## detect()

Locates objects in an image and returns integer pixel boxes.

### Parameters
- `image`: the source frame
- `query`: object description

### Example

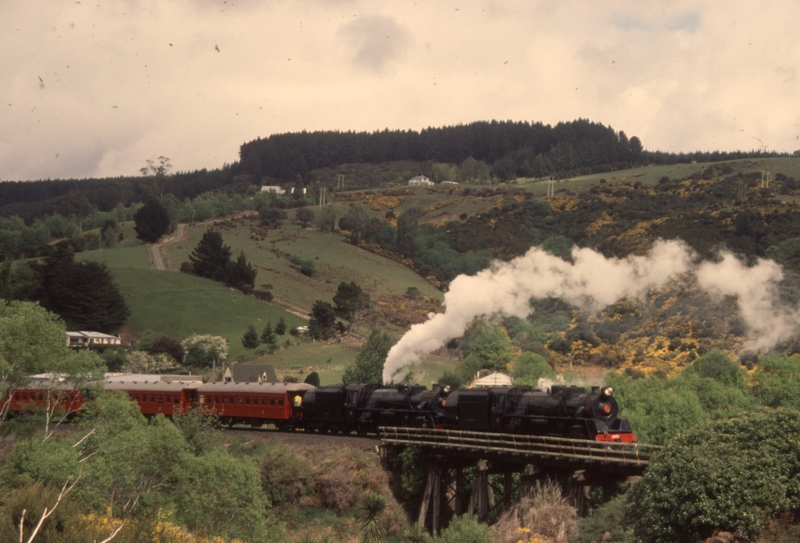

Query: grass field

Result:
[515,156,800,196]
[77,218,447,381]
[163,220,442,311]
[109,267,306,360]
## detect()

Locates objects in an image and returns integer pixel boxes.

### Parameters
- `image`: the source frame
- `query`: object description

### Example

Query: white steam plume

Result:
[696,252,800,352]
[383,239,695,383]
[383,239,800,383]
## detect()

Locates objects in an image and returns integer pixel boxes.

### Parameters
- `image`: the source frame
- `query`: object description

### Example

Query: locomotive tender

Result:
[4,377,635,442]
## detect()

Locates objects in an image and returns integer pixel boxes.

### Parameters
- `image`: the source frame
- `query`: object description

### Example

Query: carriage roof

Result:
[197,382,314,394]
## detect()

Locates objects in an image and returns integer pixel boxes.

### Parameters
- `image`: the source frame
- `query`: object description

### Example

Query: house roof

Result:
[471,372,513,388]
[228,364,278,383]
[66,331,120,340]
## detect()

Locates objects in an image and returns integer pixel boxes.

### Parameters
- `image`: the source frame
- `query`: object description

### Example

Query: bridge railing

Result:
[380,427,661,468]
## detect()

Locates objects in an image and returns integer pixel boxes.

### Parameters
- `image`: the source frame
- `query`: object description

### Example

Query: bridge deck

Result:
[380,427,660,474]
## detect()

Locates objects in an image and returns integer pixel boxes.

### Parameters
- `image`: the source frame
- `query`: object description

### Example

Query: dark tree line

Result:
[0,166,240,225]
[238,119,648,182]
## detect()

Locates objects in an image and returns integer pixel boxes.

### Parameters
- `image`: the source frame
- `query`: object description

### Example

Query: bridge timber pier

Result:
[379,427,660,533]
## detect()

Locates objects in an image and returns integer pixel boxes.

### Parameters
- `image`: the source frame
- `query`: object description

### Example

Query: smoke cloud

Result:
[382,239,800,383]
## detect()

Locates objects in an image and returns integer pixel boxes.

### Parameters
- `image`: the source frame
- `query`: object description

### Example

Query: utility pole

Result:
[336,174,344,190]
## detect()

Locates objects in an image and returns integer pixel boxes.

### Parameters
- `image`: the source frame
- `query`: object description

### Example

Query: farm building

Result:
[66,331,122,349]
[408,175,433,186]
[260,185,285,194]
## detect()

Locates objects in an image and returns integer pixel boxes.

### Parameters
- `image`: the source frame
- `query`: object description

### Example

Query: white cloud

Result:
[1,0,799,181]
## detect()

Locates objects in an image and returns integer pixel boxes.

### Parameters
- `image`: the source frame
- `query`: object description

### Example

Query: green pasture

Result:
[243,340,364,386]
[110,267,306,360]
[163,221,442,311]
[79,245,151,269]
[515,156,800,195]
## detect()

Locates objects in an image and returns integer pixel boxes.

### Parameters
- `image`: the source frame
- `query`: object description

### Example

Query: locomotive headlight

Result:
[602,387,614,397]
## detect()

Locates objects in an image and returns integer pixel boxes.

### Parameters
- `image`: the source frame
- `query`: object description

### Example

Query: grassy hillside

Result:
[71,155,800,384]
[163,219,442,310]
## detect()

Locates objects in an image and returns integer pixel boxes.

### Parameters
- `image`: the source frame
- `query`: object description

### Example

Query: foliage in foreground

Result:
[0,393,281,543]
[626,408,800,543]
[491,480,577,543]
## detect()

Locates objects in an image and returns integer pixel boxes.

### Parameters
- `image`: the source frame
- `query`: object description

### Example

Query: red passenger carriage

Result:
[196,381,314,429]
[105,378,202,417]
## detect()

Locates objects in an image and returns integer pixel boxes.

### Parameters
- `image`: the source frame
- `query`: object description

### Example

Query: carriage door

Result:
[490,393,506,432]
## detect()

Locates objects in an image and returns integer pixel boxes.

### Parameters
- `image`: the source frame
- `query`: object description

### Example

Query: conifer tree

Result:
[133,198,171,243]
[189,229,232,282]
[275,317,287,336]
[260,322,277,352]
[333,281,370,329]
[225,251,257,290]
[242,324,260,350]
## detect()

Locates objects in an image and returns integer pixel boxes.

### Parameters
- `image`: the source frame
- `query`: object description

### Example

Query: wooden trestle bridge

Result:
[379,427,661,532]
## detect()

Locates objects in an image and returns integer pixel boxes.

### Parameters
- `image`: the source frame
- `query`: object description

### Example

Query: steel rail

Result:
[380,427,660,467]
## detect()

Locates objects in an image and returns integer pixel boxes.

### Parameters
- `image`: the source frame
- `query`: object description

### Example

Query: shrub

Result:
[573,493,633,543]
[0,482,88,543]
[491,480,577,543]
[257,441,314,506]
[304,371,320,386]
[436,515,492,543]
[626,409,800,543]
[290,255,316,277]
[513,352,555,386]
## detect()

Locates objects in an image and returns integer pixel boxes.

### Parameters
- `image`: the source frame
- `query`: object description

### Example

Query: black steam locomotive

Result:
[302,383,636,442]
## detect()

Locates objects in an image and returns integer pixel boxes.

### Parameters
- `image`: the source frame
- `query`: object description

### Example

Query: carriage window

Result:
[23,393,28,401]
[245,397,250,405]
[158,396,163,403]
[134,395,139,402]
[261,396,267,405]
[238,396,243,404]
[222,396,227,404]
[38,393,43,401]
[150,395,155,403]
[270,396,276,406]
[230,396,235,404]
[278,397,284,406]
[199,395,205,404]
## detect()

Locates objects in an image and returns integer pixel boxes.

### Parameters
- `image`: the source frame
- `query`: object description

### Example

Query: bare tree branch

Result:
[23,475,81,543]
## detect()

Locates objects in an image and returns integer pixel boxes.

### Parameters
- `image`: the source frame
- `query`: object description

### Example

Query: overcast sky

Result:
[2,0,798,182]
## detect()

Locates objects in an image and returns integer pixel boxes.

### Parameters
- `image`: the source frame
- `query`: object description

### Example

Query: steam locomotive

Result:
[4,376,635,442]
[301,382,635,442]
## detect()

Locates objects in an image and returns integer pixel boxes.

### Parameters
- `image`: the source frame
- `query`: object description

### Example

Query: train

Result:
[2,376,636,442]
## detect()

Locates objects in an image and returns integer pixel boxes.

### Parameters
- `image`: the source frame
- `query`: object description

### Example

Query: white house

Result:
[470,372,513,388]
[408,175,434,186]
[66,331,122,349]
[260,185,285,195]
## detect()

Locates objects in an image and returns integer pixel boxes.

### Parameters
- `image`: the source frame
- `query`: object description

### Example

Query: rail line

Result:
[380,427,660,474]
